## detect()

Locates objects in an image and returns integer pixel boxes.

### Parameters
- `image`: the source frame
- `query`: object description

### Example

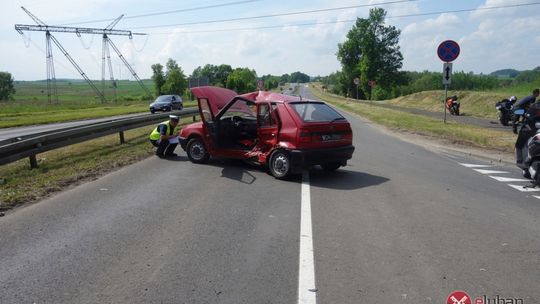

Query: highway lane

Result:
[0,86,539,303]
[0,112,149,141]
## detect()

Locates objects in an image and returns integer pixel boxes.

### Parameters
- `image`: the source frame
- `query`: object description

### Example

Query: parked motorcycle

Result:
[514,106,540,185]
[446,95,460,116]
[496,99,514,126]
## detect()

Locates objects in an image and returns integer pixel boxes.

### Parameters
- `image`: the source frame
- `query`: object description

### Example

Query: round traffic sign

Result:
[437,40,460,62]
[353,78,360,85]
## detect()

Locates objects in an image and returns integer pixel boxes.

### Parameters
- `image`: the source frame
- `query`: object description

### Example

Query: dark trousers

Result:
[151,139,177,156]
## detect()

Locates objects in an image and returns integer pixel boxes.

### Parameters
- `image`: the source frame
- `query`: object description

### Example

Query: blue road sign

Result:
[437,40,460,62]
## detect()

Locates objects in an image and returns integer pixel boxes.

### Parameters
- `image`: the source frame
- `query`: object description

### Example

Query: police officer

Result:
[149,115,180,158]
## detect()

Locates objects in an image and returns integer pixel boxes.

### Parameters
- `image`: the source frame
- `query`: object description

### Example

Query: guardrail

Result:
[0,108,199,168]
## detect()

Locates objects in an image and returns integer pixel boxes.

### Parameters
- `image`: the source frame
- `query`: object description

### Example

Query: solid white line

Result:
[533,196,540,200]
[298,171,317,304]
[508,184,540,192]
[473,169,510,175]
[459,163,493,168]
[489,176,530,182]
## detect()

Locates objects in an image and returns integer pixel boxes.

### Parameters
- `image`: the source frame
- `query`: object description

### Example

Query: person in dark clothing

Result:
[513,89,540,133]
[149,115,180,158]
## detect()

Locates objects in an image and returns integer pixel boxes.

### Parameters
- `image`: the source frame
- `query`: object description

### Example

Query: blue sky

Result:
[1,0,539,80]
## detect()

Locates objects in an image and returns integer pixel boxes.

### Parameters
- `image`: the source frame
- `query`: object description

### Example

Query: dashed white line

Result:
[473,169,511,175]
[298,171,317,304]
[489,176,530,182]
[508,184,540,192]
[459,163,493,168]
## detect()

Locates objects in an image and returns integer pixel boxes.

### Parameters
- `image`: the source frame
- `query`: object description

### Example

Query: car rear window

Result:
[290,102,345,122]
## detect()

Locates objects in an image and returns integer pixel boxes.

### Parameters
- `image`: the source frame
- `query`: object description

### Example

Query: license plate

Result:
[321,134,341,141]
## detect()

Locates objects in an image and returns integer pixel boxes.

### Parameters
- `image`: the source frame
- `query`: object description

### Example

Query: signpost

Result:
[437,40,460,123]
[368,80,376,101]
[353,78,360,100]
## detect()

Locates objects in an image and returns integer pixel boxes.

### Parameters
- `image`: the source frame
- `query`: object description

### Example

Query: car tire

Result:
[150,108,155,114]
[269,150,291,179]
[165,106,172,112]
[186,138,209,164]
[321,162,341,171]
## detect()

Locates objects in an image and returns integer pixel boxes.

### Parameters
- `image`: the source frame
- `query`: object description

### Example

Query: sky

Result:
[0,0,539,80]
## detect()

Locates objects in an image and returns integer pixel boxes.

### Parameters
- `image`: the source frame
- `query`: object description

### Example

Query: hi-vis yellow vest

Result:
[149,121,179,141]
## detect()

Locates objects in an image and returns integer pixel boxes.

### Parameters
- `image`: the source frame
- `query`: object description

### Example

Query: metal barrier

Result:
[0,108,199,168]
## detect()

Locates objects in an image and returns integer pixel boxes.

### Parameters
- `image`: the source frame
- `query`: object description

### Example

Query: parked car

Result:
[149,95,183,113]
[179,86,355,179]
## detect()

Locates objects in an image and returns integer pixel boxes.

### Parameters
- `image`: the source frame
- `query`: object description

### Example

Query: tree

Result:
[151,64,165,96]
[226,68,257,93]
[0,72,15,101]
[161,59,187,95]
[290,71,310,83]
[337,8,403,99]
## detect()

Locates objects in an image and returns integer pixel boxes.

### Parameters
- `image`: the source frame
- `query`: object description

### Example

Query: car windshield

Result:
[290,102,345,122]
[155,96,172,103]
[220,99,256,119]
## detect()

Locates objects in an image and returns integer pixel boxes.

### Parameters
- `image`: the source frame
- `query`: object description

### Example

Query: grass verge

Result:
[0,118,192,212]
[0,101,197,128]
[310,85,515,152]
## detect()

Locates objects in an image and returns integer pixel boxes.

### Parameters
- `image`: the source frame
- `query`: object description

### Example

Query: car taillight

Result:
[299,129,311,143]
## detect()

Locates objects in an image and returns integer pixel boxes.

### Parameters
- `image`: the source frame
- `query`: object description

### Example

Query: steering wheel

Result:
[232,115,243,127]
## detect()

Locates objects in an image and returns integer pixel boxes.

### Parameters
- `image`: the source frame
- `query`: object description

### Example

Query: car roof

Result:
[240,91,317,104]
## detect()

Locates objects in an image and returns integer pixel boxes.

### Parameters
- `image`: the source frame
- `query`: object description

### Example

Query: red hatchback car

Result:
[179,86,354,179]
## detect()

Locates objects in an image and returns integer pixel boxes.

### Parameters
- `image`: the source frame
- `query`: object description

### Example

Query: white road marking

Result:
[533,196,540,200]
[473,169,511,174]
[298,171,317,304]
[508,184,540,192]
[459,163,493,168]
[489,176,530,182]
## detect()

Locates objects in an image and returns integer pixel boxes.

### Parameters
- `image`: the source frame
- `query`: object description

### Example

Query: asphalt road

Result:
[0,86,539,303]
[0,112,149,141]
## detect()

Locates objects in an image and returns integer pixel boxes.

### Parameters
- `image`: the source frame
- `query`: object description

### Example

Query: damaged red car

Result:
[179,86,355,179]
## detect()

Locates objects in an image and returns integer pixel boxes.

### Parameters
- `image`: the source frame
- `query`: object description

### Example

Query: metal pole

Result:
[444,84,448,124]
[119,131,125,144]
[29,155,38,169]
[356,84,359,100]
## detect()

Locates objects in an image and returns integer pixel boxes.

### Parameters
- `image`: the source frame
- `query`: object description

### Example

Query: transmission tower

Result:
[15,7,152,103]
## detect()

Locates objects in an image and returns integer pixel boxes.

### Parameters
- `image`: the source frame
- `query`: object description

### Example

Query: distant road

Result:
[0,109,198,142]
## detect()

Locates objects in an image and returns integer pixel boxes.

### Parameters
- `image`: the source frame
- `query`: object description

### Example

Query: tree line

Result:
[151,59,311,97]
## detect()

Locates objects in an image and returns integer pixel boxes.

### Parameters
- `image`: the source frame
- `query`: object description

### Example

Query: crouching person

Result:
[149,115,180,158]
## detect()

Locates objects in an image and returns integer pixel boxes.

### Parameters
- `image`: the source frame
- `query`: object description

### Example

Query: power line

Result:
[144,1,540,35]
[129,0,418,30]
[60,0,263,26]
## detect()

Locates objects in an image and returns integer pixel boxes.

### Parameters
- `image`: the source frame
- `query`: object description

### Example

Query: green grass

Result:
[310,85,515,152]
[1,80,196,128]
[387,90,507,119]
[0,117,192,211]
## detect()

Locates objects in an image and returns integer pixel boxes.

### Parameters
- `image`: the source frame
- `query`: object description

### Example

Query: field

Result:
[0,80,194,128]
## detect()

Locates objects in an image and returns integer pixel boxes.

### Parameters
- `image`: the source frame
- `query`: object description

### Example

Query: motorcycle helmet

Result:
[510,96,517,103]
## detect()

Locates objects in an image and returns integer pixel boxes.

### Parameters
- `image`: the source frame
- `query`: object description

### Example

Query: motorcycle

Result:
[446,95,460,116]
[514,106,540,185]
[495,99,514,126]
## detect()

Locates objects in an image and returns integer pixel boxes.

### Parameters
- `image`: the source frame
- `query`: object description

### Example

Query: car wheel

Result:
[186,138,209,164]
[165,106,172,112]
[269,150,291,179]
[150,108,155,114]
[321,162,341,171]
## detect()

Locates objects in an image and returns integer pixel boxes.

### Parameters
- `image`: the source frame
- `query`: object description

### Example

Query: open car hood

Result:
[191,86,239,116]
